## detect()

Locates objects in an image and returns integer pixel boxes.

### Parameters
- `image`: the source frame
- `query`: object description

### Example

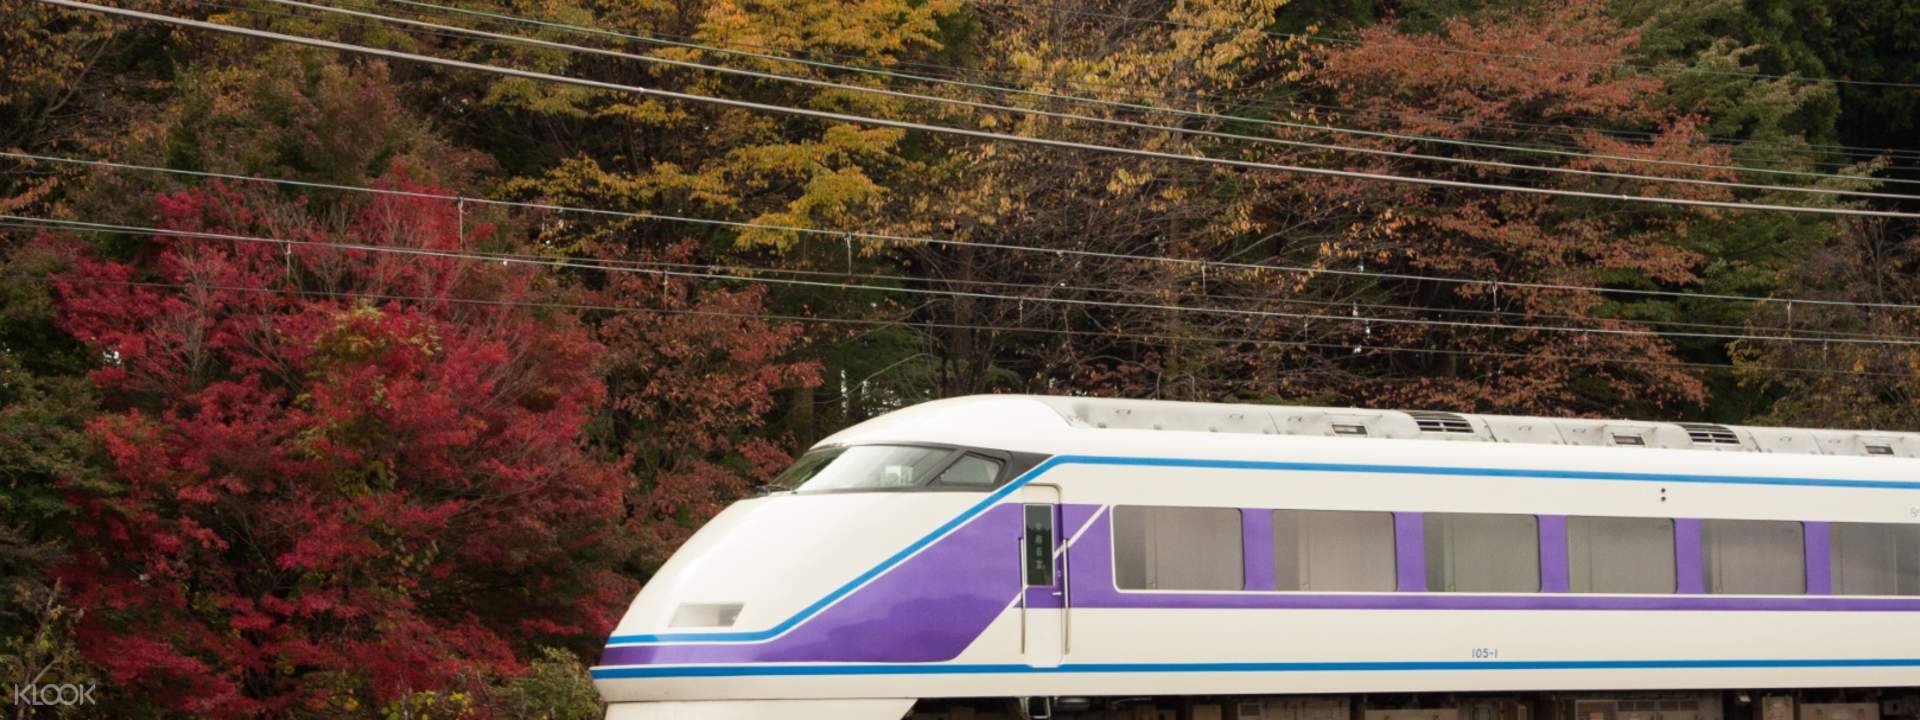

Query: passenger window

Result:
[1568,516,1676,594]
[934,454,1002,487]
[1425,513,1539,593]
[1701,519,1804,594]
[1113,506,1243,591]
[1830,522,1920,596]
[1273,510,1395,591]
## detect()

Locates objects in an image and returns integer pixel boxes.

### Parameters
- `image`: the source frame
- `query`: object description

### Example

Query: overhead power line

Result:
[372,0,1897,169]
[11,155,1905,342]
[42,274,1912,381]
[9,213,1920,349]
[379,0,1920,186]
[254,0,1920,204]
[14,220,1914,381]
[381,0,1920,164]
[12,149,1920,315]
[374,0,1920,169]
[44,0,1920,225]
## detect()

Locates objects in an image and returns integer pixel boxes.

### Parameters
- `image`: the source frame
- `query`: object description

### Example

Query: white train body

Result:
[593,396,1920,720]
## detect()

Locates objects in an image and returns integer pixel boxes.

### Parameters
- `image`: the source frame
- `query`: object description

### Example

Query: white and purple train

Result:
[593,395,1920,720]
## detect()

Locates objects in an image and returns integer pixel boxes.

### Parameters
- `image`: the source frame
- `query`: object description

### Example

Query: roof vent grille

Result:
[1409,411,1475,434]
[1680,423,1741,446]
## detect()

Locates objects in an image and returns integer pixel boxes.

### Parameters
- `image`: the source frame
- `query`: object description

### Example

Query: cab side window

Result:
[933,454,1003,487]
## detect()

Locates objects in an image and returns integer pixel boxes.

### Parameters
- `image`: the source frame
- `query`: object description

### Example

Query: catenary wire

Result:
[8,150,1911,342]
[12,154,1881,341]
[11,149,1920,315]
[37,273,1912,381]
[247,0,1920,204]
[386,0,1920,163]
[385,0,1920,166]
[45,0,1920,230]
[364,0,1920,168]
[379,0,1920,185]
[8,213,1920,348]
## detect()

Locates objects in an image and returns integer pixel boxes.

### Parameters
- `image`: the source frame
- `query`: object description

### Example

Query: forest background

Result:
[3,0,1919,716]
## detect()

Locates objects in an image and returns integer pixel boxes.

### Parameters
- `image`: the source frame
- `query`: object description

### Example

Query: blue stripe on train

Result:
[591,657,1920,679]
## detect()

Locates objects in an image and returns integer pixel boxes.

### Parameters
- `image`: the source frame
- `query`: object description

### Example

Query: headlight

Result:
[668,602,743,628]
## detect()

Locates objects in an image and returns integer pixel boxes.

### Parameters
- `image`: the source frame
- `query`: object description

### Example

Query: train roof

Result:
[826,394,1920,459]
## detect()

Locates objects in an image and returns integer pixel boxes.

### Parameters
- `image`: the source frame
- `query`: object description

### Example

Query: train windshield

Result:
[772,445,955,493]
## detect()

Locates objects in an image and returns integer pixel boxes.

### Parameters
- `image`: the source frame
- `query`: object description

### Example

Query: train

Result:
[591,395,1920,720]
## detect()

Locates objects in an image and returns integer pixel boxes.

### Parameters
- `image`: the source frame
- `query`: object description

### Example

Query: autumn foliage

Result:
[1274,1,1733,414]
[4,0,1920,715]
[48,179,630,715]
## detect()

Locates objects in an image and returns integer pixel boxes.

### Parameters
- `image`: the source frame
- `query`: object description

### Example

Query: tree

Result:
[421,0,952,438]
[880,0,1299,402]
[1736,218,1920,432]
[0,240,105,719]
[1256,0,1743,416]
[49,177,629,716]
[589,240,820,566]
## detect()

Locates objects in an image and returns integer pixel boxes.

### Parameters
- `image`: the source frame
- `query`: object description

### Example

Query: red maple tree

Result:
[48,176,630,716]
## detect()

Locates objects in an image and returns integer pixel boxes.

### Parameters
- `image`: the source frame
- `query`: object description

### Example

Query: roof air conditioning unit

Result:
[1678,423,1741,447]
[1408,411,1475,434]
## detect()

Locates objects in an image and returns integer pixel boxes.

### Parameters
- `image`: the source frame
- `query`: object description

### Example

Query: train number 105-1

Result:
[1471,647,1500,659]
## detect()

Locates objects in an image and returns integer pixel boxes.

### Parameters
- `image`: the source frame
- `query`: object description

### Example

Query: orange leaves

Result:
[1267,0,1725,414]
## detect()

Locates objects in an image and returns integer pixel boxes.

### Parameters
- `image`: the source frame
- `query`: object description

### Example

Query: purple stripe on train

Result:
[603,502,1920,668]
[1242,509,1278,592]
[1393,513,1427,592]
[1071,510,1920,611]
[1805,522,1833,595]
[1675,519,1705,594]
[601,503,1024,667]
[602,503,1105,667]
[1537,516,1570,593]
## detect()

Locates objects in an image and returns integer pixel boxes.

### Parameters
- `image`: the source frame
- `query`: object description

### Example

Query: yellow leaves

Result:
[478,76,595,119]
[737,166,886,251]
[695,0,959,67]
[1215,203,1258,236]
[1106,168,1152,195]
[380,689,474,720]
[313,304,390,364]
[995,194,1023,217]
[819,124,907,158]
[802,166,887,208]
[594,98,691,127]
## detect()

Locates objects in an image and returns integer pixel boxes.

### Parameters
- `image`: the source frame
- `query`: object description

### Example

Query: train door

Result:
[1019,484,1065,667]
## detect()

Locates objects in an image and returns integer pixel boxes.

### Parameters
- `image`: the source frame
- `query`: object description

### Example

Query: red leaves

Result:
[47,173,629,716]
[586,240,821,565]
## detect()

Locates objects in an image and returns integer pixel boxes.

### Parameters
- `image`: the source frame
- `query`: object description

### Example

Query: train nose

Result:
[597,490,999,650]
